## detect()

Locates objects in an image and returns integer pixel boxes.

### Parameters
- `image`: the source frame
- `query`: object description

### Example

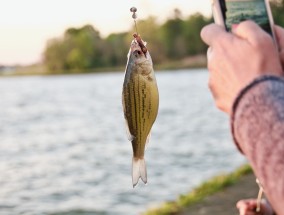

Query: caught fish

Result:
[122,33,159,187]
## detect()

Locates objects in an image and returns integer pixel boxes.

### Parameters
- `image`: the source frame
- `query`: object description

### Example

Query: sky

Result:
[0,0,212,66]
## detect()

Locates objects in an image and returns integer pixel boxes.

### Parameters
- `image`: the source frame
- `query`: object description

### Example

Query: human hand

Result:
[236,199,274,215]
[201,21,283,114]
[275,25,284,69]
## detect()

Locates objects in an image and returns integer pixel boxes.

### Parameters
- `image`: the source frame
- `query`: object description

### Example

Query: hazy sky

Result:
[0,0,212,65]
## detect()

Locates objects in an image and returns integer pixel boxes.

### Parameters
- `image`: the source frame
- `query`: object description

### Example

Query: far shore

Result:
[0,55,207,76]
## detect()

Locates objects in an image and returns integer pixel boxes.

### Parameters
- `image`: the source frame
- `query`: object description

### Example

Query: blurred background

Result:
[0,0,283,215]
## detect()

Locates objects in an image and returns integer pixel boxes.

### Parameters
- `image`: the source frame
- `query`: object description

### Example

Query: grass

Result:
[142,164,252,215]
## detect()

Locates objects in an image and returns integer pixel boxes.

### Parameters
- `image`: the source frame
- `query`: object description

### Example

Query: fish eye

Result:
[133,50,142,57]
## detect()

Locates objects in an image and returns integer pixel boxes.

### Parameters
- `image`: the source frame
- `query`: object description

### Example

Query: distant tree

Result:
[105,32,129,66]
[43,10,214,73]
[160,8,187,59]
[44,38,67,72]
[132,16,167,63]
[184,13,212,55]
[44,24,106,72]
[64,24,105,70]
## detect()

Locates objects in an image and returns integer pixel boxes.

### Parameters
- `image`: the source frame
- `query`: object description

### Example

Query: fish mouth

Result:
[131,33,148,57]
[130,42,148,62]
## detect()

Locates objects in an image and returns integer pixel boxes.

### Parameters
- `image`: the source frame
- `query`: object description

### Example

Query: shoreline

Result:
[0,55,207,76]
[142,164,258,215]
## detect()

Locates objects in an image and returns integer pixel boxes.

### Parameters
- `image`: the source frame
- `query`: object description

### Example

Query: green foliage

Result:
[105,32,129,66]
[72,25,99,68]
[43,2,284,73]
[142,164,252,215]
[134,16,167,63]
[44,25,109,73]
[43,10,212,73]
[183,13,212,55]
[160,9,186,59]
[44,38,67,72]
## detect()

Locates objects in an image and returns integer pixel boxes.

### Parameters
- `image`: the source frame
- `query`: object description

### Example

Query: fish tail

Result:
[132,157,147,188]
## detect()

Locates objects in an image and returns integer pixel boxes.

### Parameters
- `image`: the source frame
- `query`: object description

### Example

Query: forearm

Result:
[231,75,284,215]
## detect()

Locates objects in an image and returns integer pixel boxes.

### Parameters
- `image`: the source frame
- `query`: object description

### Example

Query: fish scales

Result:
[122,35,159,187]
[125,74,156,157]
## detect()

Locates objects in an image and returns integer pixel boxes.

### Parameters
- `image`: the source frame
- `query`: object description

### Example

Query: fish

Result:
[122,34,159,187]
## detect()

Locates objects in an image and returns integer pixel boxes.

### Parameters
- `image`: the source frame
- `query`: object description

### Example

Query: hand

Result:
[201,21,283,114]
[236,199,274,215]
[275,25,284,69]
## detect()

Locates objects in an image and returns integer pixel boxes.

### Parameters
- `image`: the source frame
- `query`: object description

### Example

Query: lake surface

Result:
[0,69,246,215]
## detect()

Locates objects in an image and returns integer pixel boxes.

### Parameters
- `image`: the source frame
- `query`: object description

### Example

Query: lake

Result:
[0,69,246,215]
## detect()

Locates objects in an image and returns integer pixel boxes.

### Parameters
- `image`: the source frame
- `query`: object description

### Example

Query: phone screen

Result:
[220,0,273,36]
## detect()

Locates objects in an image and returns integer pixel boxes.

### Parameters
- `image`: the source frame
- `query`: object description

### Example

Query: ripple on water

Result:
[0,71,246,215]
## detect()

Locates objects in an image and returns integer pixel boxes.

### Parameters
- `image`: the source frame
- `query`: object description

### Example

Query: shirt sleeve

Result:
[231,75,284,215]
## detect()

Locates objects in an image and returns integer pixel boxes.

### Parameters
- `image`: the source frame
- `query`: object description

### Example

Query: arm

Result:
[200,22,284,215]
[232,76,284,214]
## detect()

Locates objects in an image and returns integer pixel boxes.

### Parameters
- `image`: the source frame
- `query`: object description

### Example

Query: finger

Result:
[238,206,258,215]
[237,199,259,208]
[232,20,271,45]
[274,25,284,51]
[274,26,284,70]
[237,200,247,209]
[246,212,258,215]
[201,23,232,46]
[208,74,228,113]
[239,207,246,215]
[207,47,213,62]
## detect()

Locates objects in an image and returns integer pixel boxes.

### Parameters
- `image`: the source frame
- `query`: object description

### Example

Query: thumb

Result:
[232,20,271,46]
[201,23,231,46]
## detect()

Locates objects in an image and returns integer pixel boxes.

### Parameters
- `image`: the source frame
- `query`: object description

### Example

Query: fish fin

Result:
[145,132,151,150]
[124,120,135,141]
[132,157,147,188]
[122,95,134,141]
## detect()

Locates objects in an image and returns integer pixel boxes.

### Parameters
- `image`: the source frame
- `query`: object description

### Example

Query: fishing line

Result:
[130,7,138,34]
[134,20,138,35]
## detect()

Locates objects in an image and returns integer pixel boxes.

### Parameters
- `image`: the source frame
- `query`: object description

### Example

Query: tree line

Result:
[43,1,284,73]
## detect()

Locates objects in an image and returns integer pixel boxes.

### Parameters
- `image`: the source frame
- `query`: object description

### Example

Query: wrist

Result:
[231,75,284,153]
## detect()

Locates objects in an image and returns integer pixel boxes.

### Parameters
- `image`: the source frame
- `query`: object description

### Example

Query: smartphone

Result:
[212,0,277,42]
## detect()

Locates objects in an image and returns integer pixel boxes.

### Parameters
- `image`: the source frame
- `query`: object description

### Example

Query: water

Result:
[0,69,246,215]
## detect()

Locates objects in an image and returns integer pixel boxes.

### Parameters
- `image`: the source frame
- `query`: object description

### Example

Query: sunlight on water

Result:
[0,70,246,215]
